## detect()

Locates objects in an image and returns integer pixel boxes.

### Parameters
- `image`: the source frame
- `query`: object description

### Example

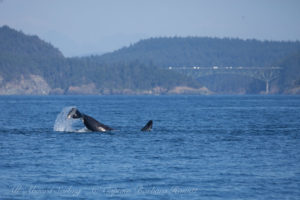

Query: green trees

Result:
[96,37,300,68]
[276,52,300,93]
[1,25,300,94]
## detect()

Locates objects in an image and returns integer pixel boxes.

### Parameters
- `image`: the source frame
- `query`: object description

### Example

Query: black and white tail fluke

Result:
[141,120,153,132]
[67,108,82,119]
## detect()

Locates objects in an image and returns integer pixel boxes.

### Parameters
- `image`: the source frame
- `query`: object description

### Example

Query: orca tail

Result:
[67,107,83,119]
[141,120,153,131]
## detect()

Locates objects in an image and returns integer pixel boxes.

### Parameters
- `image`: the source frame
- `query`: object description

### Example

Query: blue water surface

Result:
[0,95,299,199]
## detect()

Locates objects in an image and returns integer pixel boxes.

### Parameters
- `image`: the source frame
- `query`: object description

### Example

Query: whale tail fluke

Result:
[67,108,82,119]
[141,120,153,131]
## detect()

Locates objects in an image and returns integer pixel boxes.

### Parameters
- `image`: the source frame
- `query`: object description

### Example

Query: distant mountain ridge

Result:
[95,37,300,68]
[0,26,203,95]
[0,25,63,58]
[0,25,300,95]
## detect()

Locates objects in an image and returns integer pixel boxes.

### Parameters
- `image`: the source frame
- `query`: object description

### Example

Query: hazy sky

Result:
[1,0,300,57]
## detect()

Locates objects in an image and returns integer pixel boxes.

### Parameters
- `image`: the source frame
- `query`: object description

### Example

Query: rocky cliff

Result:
[0,75,51,95]
[0,74,212,95]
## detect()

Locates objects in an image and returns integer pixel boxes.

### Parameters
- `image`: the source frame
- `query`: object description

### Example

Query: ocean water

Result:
[0,95,299,199]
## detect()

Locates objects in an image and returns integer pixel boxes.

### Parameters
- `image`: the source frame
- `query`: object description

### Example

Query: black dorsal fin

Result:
[141,120,153,131]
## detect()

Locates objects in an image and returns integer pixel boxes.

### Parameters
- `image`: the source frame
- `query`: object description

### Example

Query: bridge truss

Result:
[168,66,282,94]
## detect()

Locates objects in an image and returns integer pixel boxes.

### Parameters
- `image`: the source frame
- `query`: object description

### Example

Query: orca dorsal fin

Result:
[141,120,153,131]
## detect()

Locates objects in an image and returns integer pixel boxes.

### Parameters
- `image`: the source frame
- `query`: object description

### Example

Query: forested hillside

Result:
[0,25,64,81]
[276,52,300,94]
[95,37,300,68]
[0,26,201,95]
[0,25,300,95]
[81,37,300,94]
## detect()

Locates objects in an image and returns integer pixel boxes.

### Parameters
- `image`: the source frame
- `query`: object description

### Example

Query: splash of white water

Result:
[53,106,81,132]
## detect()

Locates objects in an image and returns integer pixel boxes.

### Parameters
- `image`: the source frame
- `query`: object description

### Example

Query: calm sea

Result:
[0,95,299,199]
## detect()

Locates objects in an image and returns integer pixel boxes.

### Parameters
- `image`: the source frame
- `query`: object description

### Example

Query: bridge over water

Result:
[168,66,282,94]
